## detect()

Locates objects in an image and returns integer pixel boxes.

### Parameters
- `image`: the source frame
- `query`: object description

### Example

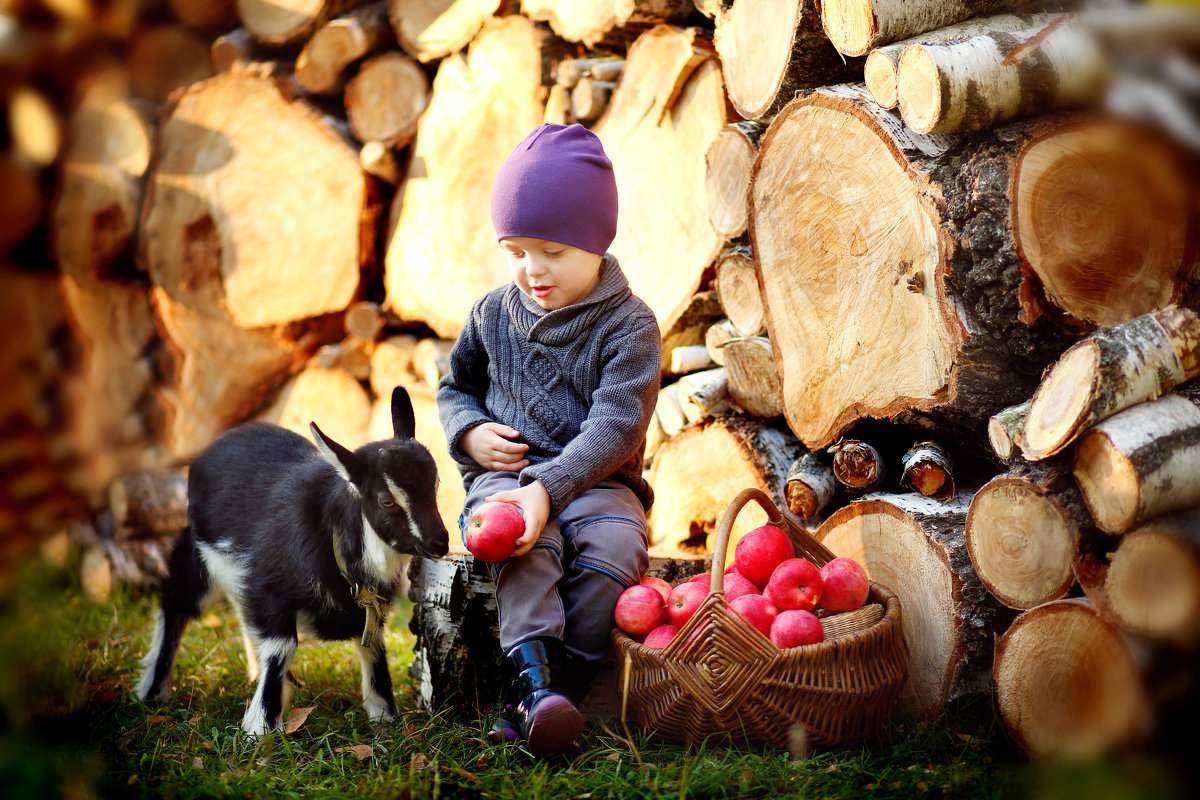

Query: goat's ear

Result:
[311,422,358,481]
[390,386,416,440]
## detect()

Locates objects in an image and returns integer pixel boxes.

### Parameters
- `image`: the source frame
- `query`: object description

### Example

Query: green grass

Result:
[0,551,1190,800]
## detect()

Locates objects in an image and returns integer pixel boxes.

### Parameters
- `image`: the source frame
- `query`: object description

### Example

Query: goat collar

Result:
[332,530,391,648]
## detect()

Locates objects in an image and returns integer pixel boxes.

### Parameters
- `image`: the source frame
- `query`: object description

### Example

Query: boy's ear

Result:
[391,386,416,440]
[311,422,358,482]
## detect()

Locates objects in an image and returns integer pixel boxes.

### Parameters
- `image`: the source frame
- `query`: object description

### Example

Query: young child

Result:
[437,123,661,756]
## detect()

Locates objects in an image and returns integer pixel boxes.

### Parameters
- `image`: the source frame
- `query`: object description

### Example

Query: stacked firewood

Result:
[8,0,1200,758]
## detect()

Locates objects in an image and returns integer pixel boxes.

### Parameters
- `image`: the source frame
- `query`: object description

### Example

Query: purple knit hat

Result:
[490,123,618,256]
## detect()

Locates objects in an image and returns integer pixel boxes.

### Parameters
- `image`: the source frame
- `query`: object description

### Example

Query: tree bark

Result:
[296,2,394,95]
[785,450,836,520]
[522,0,696,47]
[383,15,550,338]
[1073,390,1200,535]
[714,0,859,120]
[863,12,1053,110]
[648,416,805,556]
[595,25,727,340]
[141,69,382,329]
[987,399,1029,462]
[817,492,1013,717]
[750,85,1080,451]
[994,598,1152,759]
[820,0,1027,57]
[388,0,501,63]
[714,244,766,337]
[705,122,763,240]
[899,440,955,500]
[1022,306,1200,461]
[965,460,1091,610]
[344,51,430,148]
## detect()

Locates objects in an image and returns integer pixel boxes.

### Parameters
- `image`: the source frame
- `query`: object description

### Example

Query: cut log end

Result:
[1022,343,1099,459]
[995,600,1151,759]
[1105,512,1200,642]
[863,49,899,109]
[820,0,878,57]
[895,45,941,134]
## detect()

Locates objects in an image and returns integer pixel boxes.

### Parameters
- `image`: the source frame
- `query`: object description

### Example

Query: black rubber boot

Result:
[489,638,582,756]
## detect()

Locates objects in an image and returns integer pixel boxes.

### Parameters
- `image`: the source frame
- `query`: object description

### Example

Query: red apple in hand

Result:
[615,584,668,635]
[734,525,794,588]
[765,558,823,611]
[465,501,524,563]
[770,609,824,648]
[819,557,870,612]
[643,624,679,649]
[668,580,708,628]
[640,575,672,604]
[730,593,778,638]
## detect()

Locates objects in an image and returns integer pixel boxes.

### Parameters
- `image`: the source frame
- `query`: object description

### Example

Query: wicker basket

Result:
[613,488,909,748]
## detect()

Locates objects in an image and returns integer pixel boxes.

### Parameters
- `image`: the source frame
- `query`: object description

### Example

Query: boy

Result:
[437,123,661,756]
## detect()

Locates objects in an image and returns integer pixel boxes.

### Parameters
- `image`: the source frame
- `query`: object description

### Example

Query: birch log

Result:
[899,440,954,500]
[816,492,1012,717]
[965,461,1091,610]
[821,0,1026,57]
[896,17,1111,135]
[383,15,549,338]
[388,0,500,63]
[714,245,766,337]
[863,12,1054,109]
[295,2,394,94]
[1097,509,1200,644]
[1021,306,1200,461]
[714,0,859,120]
[705,122,764,240]
[721,336,783,418]
[994,599,1152,758]
[595,25,727,339]
[785,451,836,520]
[648,417,804,555]
[237,0,362,46]
[987,399,1029,462]
[1073,391,1200,535]
[829,439,884,494]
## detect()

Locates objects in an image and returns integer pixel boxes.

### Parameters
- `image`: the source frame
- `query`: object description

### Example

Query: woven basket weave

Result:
[613,488,909,748]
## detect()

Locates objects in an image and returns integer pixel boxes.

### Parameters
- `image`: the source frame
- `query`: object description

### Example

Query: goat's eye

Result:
[379,496,396,510]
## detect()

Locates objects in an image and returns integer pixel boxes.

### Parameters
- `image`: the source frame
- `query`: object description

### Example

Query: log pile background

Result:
[3,0,1200,760]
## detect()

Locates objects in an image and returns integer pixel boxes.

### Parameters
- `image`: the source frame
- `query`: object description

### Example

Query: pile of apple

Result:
[614,524,870,650]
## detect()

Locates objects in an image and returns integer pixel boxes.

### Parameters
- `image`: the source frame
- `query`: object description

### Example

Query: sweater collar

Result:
[506,255,631,344]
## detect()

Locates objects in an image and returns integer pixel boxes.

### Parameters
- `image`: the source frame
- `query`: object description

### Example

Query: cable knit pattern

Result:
[437,256,660,517]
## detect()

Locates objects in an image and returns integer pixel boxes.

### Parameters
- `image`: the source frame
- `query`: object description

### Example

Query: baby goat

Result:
[136,387,449,735]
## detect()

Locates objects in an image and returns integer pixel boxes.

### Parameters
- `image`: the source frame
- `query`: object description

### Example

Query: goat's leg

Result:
[356,635,397,723]
[241,632,298,735]
[136,531,209,702]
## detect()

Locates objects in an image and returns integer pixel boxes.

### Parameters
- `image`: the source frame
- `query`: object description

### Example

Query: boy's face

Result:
[501,237,604,311]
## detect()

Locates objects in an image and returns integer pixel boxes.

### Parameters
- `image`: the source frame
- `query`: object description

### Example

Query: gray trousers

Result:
[461,471,650,664]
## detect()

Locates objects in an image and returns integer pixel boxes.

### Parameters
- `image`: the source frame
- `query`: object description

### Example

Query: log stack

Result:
[5,0,1200,759]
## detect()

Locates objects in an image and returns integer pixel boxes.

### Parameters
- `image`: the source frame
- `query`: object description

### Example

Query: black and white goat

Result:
[135,387,449,735]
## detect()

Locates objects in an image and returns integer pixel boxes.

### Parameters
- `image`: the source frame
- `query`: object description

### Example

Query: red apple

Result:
[734,525,794,588]
[770,609,824,648]
[642,624,680,649]
[729,593,778,638]
[668,580,708,628]
[464,501,524,564]
[640,575,672,604]
[721,570,760,602]
[614,584,668,635]
[765,558,823,611]
[689,573,712,587]
[819,557,870,613]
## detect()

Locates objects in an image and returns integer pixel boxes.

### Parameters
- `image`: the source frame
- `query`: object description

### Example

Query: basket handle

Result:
[709,487,838,593]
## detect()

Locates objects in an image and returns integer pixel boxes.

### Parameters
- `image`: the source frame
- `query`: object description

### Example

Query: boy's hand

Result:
[462,423,530,471]
[485,480,550,557]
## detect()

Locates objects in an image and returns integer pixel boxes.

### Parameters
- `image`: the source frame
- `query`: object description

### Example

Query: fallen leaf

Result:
[284,706,316,735]
[200,613,223,628]
[823,764,839,773]
[410,753,431,771]
[957,733,975,743]
[335,744,374,761]
[192,757,204,769]
[444,765,481,783]
[127,775,140,785]
[146,715,173,726]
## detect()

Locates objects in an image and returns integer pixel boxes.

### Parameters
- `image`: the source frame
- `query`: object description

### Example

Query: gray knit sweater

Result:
[437,256,661,516]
